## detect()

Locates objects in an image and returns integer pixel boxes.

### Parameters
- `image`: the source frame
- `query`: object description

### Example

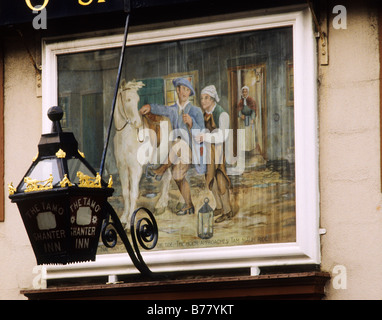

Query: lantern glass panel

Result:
[19,159,61,192]
[67,158,96,184]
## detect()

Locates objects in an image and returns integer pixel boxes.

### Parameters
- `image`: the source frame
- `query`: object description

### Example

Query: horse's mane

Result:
[120,79,145,91]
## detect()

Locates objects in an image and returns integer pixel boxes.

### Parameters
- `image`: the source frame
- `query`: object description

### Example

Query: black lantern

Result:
[9,106,114,265]
[197,198,214,239]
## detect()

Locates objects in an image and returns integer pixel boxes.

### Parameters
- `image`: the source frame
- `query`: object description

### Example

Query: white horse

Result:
[113,79,172,225]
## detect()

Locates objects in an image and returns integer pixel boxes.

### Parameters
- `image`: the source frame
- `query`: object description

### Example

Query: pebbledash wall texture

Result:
[319,1,382,299]
[0,0,381,299]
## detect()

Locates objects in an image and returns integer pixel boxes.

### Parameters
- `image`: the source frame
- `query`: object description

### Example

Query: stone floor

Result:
[99,153,296,254]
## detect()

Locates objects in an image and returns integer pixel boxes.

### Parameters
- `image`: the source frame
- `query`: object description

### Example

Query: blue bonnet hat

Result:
[173,77,195,96]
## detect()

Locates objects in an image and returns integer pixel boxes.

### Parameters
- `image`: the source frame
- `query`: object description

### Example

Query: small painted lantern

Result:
[9,106,113,265]
[197,198,214,239]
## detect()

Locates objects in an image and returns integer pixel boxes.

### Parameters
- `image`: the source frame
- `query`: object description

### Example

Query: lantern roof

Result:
[9,106,113,198]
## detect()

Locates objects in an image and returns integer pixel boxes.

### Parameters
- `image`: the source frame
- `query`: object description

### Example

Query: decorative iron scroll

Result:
[101,202,159,277]
[131,207,158,251]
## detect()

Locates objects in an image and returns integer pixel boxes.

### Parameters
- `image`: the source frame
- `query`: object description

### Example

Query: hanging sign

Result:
[24,0,107,11]
[0,0,125,26]
[12,190,111,265]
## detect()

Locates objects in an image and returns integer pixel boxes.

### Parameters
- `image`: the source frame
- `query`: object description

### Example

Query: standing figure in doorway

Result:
[237,86,257,152]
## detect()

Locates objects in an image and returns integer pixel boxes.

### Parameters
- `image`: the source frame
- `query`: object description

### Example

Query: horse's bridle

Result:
[115,89,145,142]
[115,89,132,131]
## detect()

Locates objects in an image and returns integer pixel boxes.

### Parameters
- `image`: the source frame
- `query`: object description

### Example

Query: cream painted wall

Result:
[0,35,42,299]
[319,1,382,299]
[0,1,381,300]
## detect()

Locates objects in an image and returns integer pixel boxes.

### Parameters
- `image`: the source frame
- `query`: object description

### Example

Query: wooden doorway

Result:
[228,64,267,161]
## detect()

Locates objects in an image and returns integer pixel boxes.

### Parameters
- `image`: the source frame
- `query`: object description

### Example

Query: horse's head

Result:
[115,79,145,129]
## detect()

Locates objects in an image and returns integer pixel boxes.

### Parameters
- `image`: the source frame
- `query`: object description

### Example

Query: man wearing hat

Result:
[139,77,205,215]
[196,85,233,223]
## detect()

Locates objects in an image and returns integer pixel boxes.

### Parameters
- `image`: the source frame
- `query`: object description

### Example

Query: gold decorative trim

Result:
[77,171,101,188]
[32,152,39,162]
[108,175,113,188]
[60,174,73,188]
[78,149,85,158]
[56,149,66,158]
[8,183,16,195]
[24,174,54,192]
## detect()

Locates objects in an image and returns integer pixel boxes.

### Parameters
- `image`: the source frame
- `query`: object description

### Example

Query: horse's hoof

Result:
[120,217,129,228]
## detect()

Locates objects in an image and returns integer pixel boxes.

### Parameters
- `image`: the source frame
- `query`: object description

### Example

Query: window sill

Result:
[21,271,330,300]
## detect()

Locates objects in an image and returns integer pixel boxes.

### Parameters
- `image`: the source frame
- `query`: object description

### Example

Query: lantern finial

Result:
[47,106,63,133]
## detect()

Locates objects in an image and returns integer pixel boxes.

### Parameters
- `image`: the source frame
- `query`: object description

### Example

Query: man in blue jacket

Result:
[139,77,205,215]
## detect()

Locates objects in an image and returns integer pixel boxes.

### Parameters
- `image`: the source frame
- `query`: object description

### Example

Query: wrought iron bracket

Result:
[101,202,161,278]
[98,7,165,279]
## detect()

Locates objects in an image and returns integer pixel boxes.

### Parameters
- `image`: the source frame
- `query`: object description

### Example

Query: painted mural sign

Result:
[58,26,296,253]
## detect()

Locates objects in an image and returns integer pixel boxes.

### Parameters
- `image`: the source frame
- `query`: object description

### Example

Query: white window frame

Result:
[40,5,319,282]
